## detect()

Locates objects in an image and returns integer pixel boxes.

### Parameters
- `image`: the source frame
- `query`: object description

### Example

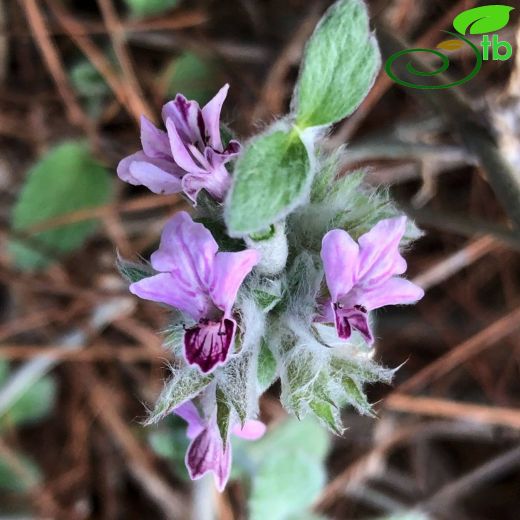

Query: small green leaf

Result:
[0,361,8,385]
[216,388,231,442]
[331,356,395,384]
[293,0,380,128]
[70,58,110,117]
[0,452,41,492]
[117,257,155,284]
[10,142,112,271]
[341,376,375,416]
[453,5,514,35]
[124,0,180,17]
[249,450,326,520]
[1,376,57,428]
[309,398,344,435]
[146,366,212,425]
[245,417,330,466]
[216,352,255,424]
[225,129,311,236]
[257,340,277,391]
[253,289,282,313]
[165,52,218,105]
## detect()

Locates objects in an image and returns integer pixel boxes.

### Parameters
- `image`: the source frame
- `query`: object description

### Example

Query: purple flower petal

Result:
[232,420,266,440]
[174,401,204,439]
[321,229,359,301]
[181,164,231,203]
[140,115,171,159]
[210,250,260,315]
[166,118,207,175]
[184,318,236,374]
[150,211,218,288]
[201,84,229,151]
[186,426,231,492]
[356,217,407,284]
[117,149,184,193]
[162,94,204,145]
[130,272,209,320]
[361,277,424,311]
[205,142,241,170]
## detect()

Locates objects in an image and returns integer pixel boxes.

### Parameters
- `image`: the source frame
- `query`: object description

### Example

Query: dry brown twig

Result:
[20,0,91,132]
[395,305,520,395]
[384,394,520,430]
[96,0,155,122]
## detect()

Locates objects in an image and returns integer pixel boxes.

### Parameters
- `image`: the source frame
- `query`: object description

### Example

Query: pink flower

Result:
[117,84,240,203]
[174,401,265,491]
[320,216,424,344]
[129,211,259,373]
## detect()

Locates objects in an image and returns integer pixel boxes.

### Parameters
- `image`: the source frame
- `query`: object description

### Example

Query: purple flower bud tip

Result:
[117,84,240,203]
[174,400,266,491]
[320,216,424,343]
[129,211,259,373]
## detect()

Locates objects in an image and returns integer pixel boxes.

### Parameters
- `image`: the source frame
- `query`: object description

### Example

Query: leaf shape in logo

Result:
[437,39,465,51]
[453,5,514,35]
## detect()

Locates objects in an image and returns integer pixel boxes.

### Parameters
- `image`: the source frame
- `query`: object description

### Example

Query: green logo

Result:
[385,5,514,89]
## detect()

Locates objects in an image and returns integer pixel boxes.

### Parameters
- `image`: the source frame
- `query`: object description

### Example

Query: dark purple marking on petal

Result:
[333,302,352,340]
[184,318,235,373]
[333,303,373,344]
[348,307,373,344]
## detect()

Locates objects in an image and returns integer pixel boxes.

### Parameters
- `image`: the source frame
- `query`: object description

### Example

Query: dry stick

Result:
[422,444,520,513]
[394,306,520,395]
[25,193,181,235]
[402,205,520,252]
[97,0,155,122]
[314,421,493,511]
[20,0,90,130]
[384,394,520,430]
[412,236,499,291]
[0,344,168,362]
[0,297,134,419]
[45,0,138,124]
[81,366,188,519]
[3,9,207,37]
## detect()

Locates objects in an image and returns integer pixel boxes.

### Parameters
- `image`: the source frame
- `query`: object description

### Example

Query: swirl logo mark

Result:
[384,5,514,90]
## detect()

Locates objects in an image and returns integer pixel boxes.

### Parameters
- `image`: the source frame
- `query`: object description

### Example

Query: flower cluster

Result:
[118,84,424,490]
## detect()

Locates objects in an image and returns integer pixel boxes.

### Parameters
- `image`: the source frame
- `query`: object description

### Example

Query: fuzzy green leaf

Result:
[249,450,326,520]
[341,376,374,416]
[331,356,395,384]
[293,0,380,128]
[453,5,514,35]
[146,366,212,425]
[309,398,344,435]
[10,142,112,270]
[257,340,277,392]
[216,388,232,442]
[117,257,154,284]
[216,351,255,424]
[225,129,311,236]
